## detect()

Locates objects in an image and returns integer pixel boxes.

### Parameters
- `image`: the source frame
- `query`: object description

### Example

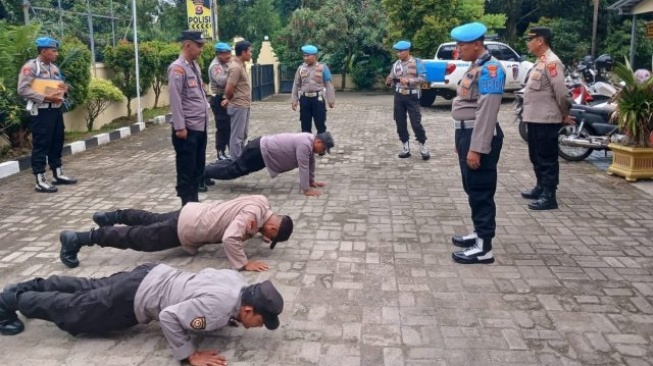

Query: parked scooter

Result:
[557,103,618,161]
[577,54,619,104]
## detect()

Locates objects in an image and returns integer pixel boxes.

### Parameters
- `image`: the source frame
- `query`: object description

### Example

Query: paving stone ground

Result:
[0,93,652,366]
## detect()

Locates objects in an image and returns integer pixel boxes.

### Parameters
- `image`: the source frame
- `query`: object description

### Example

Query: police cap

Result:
[392,40,411,51]
[524,27,552,41]
[214,42,231,53]
[35,37,59,49]
[450,22,487,43]
[301,45,318,55]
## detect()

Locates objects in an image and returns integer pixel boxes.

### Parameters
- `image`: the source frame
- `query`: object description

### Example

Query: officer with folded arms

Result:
[291,44,336,134]
[448,22,505,264]
[0,263,284,366]
[386,40,430,160]
[18,37,77,193]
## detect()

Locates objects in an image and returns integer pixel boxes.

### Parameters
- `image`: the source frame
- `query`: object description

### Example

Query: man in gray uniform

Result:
[0,263,283,366]
[168,30,210,206]
[18,37,77,193]
[385,40,430,160]
[58,195,293,272]
[208,42,232,161]
[520,27,572,210]
[291,44,336,133]
[448,22,505,264]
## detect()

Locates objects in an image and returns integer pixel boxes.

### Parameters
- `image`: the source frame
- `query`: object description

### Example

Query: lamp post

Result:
[591,0,599,57]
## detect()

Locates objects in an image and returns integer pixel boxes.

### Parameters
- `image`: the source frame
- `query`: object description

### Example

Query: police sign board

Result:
[186,0,214,41]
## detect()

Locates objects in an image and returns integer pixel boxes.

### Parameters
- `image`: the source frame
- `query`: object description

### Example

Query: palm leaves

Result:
[612,58,653,148]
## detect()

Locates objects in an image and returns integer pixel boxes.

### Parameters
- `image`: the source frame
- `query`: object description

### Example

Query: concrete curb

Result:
[0,118,155,180]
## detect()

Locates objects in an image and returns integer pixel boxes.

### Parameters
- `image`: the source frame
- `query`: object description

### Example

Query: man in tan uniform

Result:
[221,40,252,159]
[0,263,283,366]
[520,27,572,211]
[58,195,293,272]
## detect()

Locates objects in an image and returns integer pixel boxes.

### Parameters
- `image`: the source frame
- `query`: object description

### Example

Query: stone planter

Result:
[606,143,653,181]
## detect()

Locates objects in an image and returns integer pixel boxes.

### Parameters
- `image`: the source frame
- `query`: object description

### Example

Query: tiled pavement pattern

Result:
[0,93,652,366]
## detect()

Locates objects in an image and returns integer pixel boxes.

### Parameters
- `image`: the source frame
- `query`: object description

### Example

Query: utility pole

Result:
[212,0,219,41]
[86,0,96,76]
[591,0,599,57]
[22,0,30,24]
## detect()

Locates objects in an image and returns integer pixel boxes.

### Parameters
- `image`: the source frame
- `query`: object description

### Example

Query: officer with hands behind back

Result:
[449,22,505,265]
[18,37,77,193]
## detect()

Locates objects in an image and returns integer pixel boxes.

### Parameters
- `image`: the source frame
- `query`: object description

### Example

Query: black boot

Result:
[0,288,24,336]
[452,238,494,264]
[93,211,118,227]
[451,232,477,248]
[52,166,77,185]
[59,230,93,268]
[521,185,543,199]
[198,179,208,193]
[528,187,558,210]
[205,176,215,186]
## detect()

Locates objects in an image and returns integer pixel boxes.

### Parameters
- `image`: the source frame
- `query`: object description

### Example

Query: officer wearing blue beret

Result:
[17,37,77,193]
[385,40,430,160]
[291,45,336,134]
[208,42,233,161]
[448,22,506,264]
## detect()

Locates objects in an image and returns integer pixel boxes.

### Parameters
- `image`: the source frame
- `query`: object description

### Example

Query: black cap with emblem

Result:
[242,280,284,330]
[524,27,553,42]
[180,30,207,44]
[270,215,293,250]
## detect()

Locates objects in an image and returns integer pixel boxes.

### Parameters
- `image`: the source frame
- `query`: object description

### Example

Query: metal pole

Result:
[22,0,30,24]
[132,0,143,124]
[212,0,218,41]
[591,0,599,57]
[111,0,116,46]
[86,0,97,76]
[58,0,63,38]
[630,14,637,67]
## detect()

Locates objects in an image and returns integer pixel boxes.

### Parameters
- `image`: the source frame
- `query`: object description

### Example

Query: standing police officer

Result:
[18,37,77,193]
[168,30,209,206]
[449,23,505,264]
[521,27,572,210]
[385,40,430,160]
[291,45,336,134]
[208,42,232,161]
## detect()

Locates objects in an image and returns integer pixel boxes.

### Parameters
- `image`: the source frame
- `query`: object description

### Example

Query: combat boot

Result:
[451,231,477,248]
[452,237,494,264]
[419,142,430,160]
[34,173,58,193]
[521,185,543,199]
[398,142,411,158]
[59,230,93,268]
[52,166,77,185]
[198,179,208,193]
[528,187,558,210]
[0,287,24,336]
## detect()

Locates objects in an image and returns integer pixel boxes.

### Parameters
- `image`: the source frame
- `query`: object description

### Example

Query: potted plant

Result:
[606,59,653,181]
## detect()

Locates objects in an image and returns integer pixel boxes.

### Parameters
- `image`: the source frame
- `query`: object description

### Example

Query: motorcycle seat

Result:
[571,105,614,120]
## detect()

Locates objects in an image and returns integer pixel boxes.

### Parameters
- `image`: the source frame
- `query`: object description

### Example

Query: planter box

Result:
[607,143,653,181]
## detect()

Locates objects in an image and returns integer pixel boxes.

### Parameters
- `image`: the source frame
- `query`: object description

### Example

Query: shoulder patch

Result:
[190,317,206,330]
[22,67,31,75]
[547,63,558,77]
[478,62,505,95]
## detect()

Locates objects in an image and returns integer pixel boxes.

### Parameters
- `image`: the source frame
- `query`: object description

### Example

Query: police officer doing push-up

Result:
[291,45,336,134]
[449,22,505,264]
[0,263,283,366]
[18,37,77,193]
[59,195,294,272]
[386,40,430,160]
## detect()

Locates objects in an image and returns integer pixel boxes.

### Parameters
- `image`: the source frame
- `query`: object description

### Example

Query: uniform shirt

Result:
[387,57,426,90]
[522,49,571,124]
[451,53,506,154]
[133,264,246,361]
[208,57,229,95]
[290,62,336,104]
[17,57,64,108]
[167,56,209,132]
[226,59,251,108]
[260,133,315,191]
[176,195,273,268]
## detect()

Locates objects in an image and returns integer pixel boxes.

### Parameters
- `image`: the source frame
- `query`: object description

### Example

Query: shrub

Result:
[85,78,124,132]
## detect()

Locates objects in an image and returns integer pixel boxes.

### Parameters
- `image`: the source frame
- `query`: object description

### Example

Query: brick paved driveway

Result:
[0,93,651,366]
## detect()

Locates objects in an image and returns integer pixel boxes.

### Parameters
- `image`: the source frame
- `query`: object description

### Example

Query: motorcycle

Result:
[557,103,618,161]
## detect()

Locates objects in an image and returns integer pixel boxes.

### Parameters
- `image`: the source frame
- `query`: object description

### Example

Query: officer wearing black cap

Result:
[168,30,210,206]
[386,40,430,160]
[0,263,283,366]
[521,27,572,210]
[18,37,77,193]
[448,22,506,264]
[291,44,336,134]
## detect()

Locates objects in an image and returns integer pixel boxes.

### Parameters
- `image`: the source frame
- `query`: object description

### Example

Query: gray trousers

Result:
[227,105,250,159]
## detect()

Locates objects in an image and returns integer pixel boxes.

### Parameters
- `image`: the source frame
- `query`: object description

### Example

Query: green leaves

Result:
[85,78,124,131]
[613,58,653,148]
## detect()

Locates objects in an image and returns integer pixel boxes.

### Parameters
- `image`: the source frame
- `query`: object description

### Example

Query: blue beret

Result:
[450,22,487,42]
[35,37,59,49]
[301,45,318,55]
[214,42,231,52]
[392,40,411,51]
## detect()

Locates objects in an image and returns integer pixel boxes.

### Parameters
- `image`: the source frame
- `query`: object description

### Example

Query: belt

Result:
[396,88,418,95]
[301,91,322,97]
[453,119,476,129]
[37,103,58,109]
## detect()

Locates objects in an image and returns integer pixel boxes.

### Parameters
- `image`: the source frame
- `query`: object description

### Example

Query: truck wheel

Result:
[419,90,436,106]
